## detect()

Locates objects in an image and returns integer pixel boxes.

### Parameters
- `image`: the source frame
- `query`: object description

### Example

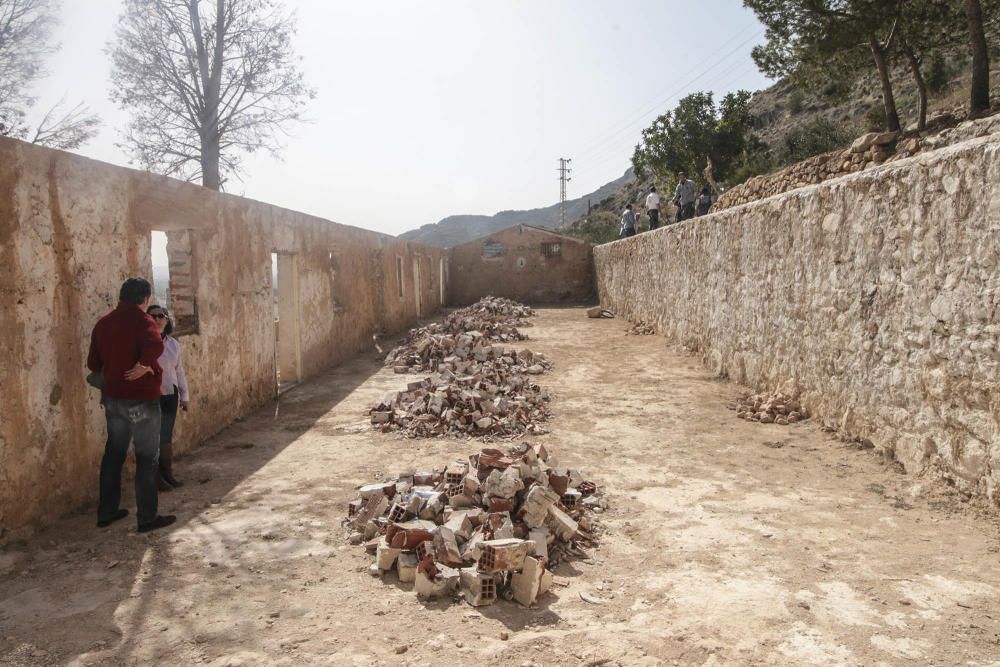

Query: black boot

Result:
[159,441,183,488]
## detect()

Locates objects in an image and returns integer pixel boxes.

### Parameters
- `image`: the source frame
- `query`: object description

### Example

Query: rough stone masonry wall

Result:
[595,118,1000,503]
[0,137,446,539]
[447,225,595,306]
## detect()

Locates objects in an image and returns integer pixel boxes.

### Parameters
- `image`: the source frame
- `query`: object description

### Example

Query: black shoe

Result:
[137,515,177,533]
[158,476,174,492]
[97,509,129,528]
[163,474,183,488]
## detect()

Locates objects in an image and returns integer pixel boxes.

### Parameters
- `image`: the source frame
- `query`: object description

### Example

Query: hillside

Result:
[398,169,634,248]
[560,47,995,243]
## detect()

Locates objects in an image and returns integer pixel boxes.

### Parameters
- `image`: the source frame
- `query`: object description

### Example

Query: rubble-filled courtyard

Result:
[2,308,999,666]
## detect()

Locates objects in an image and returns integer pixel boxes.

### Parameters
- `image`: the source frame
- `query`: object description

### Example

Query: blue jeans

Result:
[99,397,161,526]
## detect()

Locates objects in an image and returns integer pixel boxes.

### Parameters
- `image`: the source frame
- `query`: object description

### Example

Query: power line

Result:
[574,29,765,163]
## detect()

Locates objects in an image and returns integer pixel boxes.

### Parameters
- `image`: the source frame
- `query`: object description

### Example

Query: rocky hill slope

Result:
[398,169,634,248]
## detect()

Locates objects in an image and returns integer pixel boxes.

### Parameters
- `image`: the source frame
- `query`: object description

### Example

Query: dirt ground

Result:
[2,307,1000,666]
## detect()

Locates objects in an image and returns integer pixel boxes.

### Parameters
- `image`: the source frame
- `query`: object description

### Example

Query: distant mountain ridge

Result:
[398,169,635,247]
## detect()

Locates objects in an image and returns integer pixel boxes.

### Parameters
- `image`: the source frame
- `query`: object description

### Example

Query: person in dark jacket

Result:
[87,278,176,533]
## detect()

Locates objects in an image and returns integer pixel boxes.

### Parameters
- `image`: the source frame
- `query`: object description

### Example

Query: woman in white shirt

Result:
[146,305,189,489]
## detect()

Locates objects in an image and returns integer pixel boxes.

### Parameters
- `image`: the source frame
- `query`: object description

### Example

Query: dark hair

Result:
[625,203,633,209]
[678,171,687,177]
[146,304,173,336]
[650,186,656,192]
[120,278,152,305]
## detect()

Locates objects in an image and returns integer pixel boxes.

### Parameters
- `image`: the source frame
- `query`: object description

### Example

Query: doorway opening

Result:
[271,251,302,394]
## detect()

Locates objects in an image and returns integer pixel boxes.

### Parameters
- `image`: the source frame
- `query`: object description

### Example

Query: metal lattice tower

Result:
[558,157,572,226]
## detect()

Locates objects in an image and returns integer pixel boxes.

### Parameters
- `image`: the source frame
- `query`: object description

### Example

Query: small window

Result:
[482,240,503,258]
[541,242,561,259]
[152,229,198,336]
[396,256,404,299]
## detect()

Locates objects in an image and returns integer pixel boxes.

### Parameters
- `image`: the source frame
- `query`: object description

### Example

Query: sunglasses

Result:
[151,313,167,320]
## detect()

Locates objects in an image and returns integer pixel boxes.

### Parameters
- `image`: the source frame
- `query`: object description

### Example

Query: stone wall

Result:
[595,119,1000,503]
[715,114,1000,213]
[447,225,594,305]
[0,137,446,539]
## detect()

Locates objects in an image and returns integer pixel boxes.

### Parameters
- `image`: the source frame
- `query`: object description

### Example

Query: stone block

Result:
[397,553,418,583]
[546,505,578,541]
[510,555,547,607]
[376,540,401,570]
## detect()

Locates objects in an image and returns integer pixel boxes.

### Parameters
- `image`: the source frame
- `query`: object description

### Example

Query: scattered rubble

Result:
[385,297,537,373]
[373,297,552,438]
[729,392,809,425]
[344,443,605,608]
[625,321,655,336]
[369,367,551,438]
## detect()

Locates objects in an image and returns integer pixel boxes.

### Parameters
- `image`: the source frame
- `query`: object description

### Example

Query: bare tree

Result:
[109,0,314,191]
[0,0,100,148]
[30,99,102,149]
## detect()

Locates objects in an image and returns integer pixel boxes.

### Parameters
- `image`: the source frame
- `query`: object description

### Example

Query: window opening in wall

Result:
[413,256,422,317]
[396,256,404,299]
[329,250,344,312]
[151,229,198,335]
[272,251,302,395]
[151,231,170,307]
[482,239,503,258]
[439,257,446,306]
[541,241,561,259]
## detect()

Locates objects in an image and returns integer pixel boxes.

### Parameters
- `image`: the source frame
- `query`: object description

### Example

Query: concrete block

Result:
[415,567,459,599]
[510,556,546,607]
[376,541,401,570]
[397,553,418,583]
[434,526,465,566]
[546,505,578,541]
[520,485,559,528]
[528,528,549,561]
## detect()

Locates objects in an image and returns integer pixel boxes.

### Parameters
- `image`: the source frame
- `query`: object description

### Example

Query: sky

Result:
[30,0,772,240]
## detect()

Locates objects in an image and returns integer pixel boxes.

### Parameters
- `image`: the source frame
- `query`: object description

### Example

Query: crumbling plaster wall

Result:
[595,120,1000,503]
[447,225,594,306]
[0,137,445,538]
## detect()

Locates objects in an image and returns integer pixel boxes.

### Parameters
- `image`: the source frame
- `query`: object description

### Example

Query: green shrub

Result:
[780,118,853,164]
[863,105,886,132]
[788,89,805,114]
[926,53,951,94]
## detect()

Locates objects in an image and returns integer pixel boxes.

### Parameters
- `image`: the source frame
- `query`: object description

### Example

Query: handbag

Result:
[86,369,104,390]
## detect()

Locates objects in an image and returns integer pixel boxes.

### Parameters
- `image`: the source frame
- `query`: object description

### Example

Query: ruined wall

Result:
[447,225,594,305]
[0,137,445,538]
[595,117,1000,503]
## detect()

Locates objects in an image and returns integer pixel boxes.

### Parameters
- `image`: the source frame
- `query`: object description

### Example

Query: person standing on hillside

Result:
[619,203,637,239]
[644,186,661,230]
[87,278,177,533]
[673,172,697,223]
[696,186,714,216]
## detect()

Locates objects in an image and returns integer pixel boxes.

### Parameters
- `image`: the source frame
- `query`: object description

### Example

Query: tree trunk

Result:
[902,40,928,131]
[870,33,902,133]
[965,0,991,115]
[201,138,221,191]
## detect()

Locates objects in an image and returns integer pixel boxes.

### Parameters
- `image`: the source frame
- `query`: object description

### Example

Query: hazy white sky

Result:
[32,0,771,237]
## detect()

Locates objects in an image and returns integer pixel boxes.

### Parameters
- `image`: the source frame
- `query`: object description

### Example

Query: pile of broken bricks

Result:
[369,367,551,438]
[372,297,552,438]
[385,296,536,373]
[729,392,809,425]
[624,321,655,336]
[344,442,605,608]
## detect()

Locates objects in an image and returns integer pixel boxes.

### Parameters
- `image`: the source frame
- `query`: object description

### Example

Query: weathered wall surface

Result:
[447,225,594,305]
[596,119,1000,503]
[0,137,445,539]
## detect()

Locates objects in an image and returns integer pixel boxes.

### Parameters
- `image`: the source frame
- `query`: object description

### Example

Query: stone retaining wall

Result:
[595,119,1000,502]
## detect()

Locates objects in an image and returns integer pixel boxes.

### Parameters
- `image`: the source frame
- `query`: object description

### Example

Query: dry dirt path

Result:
[2,307,999,666]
